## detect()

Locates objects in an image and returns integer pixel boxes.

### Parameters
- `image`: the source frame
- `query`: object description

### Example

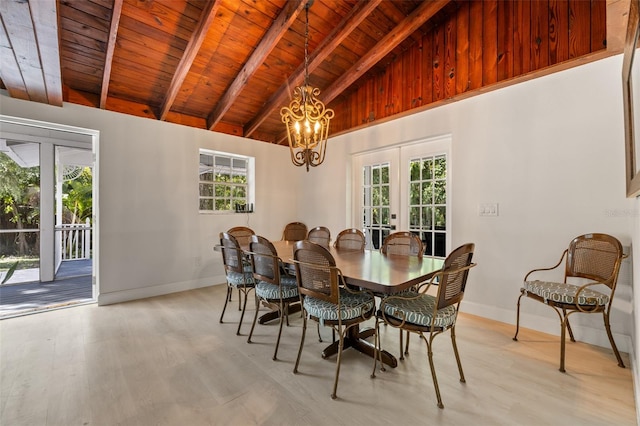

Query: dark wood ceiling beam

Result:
[158,0,220,121]
[100,0,123,109]
[276,0,451,144]
[244,0,382,138]
[30,0,63,106]
[206,0,307,130]
[320,0,451,105]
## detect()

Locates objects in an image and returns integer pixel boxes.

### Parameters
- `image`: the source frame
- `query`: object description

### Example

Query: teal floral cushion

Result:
[226,265,255,288]
[303,288,375,321]
[383,294,457,328]
[523,280,609,306]
[256,275,298,300]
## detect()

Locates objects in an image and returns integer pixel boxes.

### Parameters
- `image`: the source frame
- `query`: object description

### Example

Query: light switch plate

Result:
[479,203,499,216]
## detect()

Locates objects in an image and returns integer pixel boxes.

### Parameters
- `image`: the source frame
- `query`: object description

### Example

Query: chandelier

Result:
[280,0,334,171]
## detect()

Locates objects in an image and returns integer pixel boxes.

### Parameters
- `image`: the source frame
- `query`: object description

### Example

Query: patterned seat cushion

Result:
[256,275,298,300]
[303,288,375,321]
[226,265,255,288]
[523,280,609,306]
[383,293,457,328]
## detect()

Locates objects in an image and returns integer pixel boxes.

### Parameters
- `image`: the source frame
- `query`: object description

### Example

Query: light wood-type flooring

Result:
[1,284,636,425]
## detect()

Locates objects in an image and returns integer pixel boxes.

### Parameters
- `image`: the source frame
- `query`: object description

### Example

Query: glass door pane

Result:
[0,141,41,284]
[55,146,93,274]
[353,149,399,250]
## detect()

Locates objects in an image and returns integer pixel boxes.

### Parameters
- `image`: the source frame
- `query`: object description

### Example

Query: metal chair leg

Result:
[273,302,286,360]
[513,291,524,341]
[331,325,345,400]
[219,286,232,323]
[293,312,307,374]
[603,311,626,368]
[559,316,567,372]
[236,287,250,335]
[563,308,576,342]
[424,334,444,409]
[450,325,465,383]
[247,293,260,343]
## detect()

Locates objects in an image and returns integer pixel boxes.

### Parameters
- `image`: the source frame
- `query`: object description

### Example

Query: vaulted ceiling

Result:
[0,0,630,146]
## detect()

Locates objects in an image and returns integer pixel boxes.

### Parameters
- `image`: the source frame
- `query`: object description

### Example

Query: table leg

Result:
[258,302,301,324]
[320,324,398,368]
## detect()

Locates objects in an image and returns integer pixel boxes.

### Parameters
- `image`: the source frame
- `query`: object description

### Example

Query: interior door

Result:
[352,136,451,256]
[352,148,399,250]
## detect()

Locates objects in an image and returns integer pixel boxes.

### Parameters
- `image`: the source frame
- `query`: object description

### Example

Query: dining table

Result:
[270,240,444,368]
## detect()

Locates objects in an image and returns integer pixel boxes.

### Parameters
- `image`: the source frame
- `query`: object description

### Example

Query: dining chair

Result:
[246,235,299,360]
[281,222,308,241]
[292,240,376,399]
[373,243,476,409]
[219,232,255,335]
[381,231,424,257]
[227,226,255,249]
[333,228,365,251]
[307,226,331,247]
[513,233,626,372]
[381,231,425,359]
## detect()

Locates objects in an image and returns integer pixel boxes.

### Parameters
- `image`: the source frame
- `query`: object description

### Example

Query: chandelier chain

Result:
[304,2,310,87]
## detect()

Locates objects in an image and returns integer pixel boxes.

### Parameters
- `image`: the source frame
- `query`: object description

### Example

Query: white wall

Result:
[0,96,303,304]
[299,55,638,356]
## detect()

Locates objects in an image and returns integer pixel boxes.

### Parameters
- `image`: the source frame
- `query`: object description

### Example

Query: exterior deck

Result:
[0,259,93,318]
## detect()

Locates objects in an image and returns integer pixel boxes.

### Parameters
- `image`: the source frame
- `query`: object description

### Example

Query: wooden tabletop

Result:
[270,240,444,295]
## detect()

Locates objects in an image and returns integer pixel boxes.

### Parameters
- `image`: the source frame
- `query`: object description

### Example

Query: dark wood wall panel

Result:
[591,0,607,51]
[330,0,606,135]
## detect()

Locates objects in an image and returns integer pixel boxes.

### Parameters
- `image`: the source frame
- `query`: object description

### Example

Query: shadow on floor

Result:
[0,259,93,318]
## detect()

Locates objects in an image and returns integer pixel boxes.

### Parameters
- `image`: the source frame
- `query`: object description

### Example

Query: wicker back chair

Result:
[374,243,476,408]
[381,231,424,258]
[219,232,255,335]
[292,240,376,399]
[307,226,331,247]
[513,233,626,372]
[334,228,365,251]
[381,231,424,358]
[281,222,308,241]
[227,226,255,249]
[246,235,299,360]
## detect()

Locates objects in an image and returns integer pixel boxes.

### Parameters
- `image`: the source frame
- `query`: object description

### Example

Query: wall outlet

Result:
[478,203,499,216]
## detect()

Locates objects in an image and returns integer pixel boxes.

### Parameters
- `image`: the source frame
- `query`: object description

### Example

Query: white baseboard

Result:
[629,343,640,425]
[460,300,632,354]
[97,274,227,306]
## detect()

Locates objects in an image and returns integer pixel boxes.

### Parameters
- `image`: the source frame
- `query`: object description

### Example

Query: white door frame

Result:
[0,115,99,293]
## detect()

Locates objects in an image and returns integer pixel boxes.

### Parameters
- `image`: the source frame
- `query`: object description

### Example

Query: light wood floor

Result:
[1,284,636,425]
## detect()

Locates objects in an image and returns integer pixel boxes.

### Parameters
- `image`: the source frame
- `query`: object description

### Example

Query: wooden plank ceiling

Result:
[0,0,626,146]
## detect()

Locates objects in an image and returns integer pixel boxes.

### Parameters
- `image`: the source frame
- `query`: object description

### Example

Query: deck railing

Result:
[60,219,92,260]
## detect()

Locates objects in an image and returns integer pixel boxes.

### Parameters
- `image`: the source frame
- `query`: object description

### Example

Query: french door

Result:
[352,137,451,257]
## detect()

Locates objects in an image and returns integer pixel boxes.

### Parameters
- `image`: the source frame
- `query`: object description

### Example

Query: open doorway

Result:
[0,116,98,318]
